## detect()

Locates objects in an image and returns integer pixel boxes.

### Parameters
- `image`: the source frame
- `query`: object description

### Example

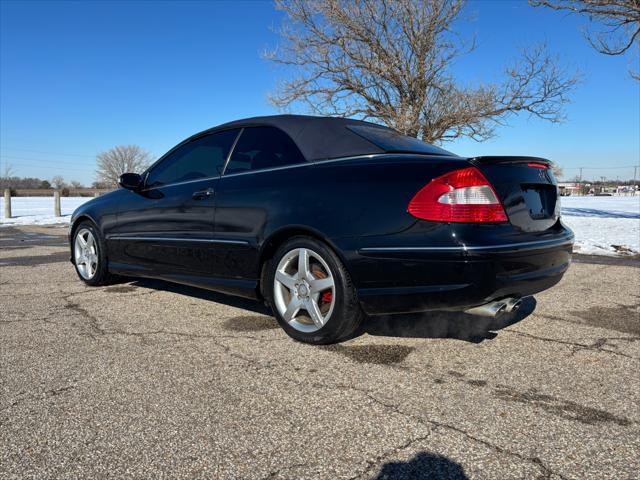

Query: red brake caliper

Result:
[312,266,333,305]
[321,291,333,304]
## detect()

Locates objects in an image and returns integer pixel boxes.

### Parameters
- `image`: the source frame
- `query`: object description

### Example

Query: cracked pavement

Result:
[1,225,639,479]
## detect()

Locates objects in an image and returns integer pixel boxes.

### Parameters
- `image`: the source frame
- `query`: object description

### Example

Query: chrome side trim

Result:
[108,236,249,246]
[140,176,219,191]
[359,237,574,253]
[221,161,311,178]
[218,153,421,179]
[312,153,460,166]
[312,154,385,165]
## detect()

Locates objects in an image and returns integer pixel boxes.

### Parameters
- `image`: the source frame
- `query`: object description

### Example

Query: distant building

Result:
[557,182,582,196]
[616,185,639,196]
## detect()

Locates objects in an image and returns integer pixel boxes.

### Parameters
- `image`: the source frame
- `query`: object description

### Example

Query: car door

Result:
[109,128,241,276]
[213,126,310,282]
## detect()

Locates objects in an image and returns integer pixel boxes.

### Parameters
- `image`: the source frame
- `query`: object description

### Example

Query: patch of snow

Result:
[560,196,639,257]
[1,197,92,227]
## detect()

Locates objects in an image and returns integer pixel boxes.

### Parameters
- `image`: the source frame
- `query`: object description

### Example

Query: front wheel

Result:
[266,236,363,344]
[72,221,114,286]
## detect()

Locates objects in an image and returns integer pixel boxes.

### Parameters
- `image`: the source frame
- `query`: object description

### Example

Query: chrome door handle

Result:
[192,187,215,200]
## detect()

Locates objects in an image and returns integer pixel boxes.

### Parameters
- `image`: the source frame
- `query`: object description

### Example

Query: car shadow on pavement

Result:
[128,278,271,315]
[358,297,537,343]
[372,451,469,479]
[126,277,534,343]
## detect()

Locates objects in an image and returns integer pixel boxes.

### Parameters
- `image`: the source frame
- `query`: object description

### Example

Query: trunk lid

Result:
[470,156,560,232]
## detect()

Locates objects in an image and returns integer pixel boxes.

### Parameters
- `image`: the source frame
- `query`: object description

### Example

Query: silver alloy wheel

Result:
[74,228,99,280]
[273,247,336,333]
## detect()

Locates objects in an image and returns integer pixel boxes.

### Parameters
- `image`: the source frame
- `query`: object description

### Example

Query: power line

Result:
[0,155,95,167]
[5,162,95,171]
[563,165,639,170]
[1,147,95,158]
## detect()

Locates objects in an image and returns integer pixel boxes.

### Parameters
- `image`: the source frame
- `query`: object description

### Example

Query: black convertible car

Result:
[70,115,573,344]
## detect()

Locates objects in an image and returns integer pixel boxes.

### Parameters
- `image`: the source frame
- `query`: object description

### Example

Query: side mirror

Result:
[118,173,143,191]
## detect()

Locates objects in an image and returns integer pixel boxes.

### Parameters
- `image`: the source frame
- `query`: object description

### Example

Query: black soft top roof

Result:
[209,114,453,161]
[213,114,385,161]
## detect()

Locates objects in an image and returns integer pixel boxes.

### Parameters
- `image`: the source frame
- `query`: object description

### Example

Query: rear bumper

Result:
[353,233,573,315]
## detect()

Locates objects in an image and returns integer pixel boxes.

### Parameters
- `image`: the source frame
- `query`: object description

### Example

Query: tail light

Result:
[527,162,549,169]
[408,167,508,223]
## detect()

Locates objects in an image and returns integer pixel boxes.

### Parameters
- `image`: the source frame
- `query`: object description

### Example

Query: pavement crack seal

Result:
[1,385,76,415]
[48,291,280,372]
[61,293,106,338]
[0,317,56,325]
[59,290,289,349]
[424,419,569,480]
[262,461,318,479]
[493,385,632,427]
[151,330,273,368]
[505,328,638,360]
[88,326,279,369]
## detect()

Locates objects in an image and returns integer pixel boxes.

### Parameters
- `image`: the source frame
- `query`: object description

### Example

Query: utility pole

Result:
[579,167,583,183]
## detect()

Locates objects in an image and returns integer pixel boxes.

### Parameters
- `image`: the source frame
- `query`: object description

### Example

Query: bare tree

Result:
[95,145,152,187]
[91,180,111,189]
[1,162,15,179]
[530,1,640,78]
[70,180,83,189]
[51,175,65,189]
[0,176,49,189]
[551,163,564,179]
[266,0,579,143]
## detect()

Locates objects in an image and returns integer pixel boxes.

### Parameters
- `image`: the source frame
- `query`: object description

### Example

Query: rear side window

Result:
[347,125,453,156]
[224,127,306,174]
[146,129,240,188]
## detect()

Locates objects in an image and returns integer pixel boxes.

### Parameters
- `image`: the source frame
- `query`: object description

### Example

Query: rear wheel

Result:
[266,236,363,344]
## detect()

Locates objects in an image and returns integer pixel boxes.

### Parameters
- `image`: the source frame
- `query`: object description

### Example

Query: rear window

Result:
[347,125,454,156]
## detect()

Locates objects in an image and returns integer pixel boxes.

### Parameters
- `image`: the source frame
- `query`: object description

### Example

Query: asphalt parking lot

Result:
[1,225,638,479]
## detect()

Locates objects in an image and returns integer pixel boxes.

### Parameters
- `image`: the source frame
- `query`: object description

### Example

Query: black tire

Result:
[265,236,363,344]
[71,221,115,286]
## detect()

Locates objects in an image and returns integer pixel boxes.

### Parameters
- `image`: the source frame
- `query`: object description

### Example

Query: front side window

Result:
[146,129,240,188]
[224,127,306,174]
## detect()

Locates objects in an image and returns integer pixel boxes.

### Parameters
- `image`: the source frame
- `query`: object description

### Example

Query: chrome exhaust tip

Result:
[464,297,522,317]
[464,300,507,317]
[504,297,523,313]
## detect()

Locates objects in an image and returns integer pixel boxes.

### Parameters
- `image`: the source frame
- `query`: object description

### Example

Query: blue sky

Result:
[1,0,638,185]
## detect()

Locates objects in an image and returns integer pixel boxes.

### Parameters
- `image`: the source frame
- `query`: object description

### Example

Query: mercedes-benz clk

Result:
[70,115,573,344]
